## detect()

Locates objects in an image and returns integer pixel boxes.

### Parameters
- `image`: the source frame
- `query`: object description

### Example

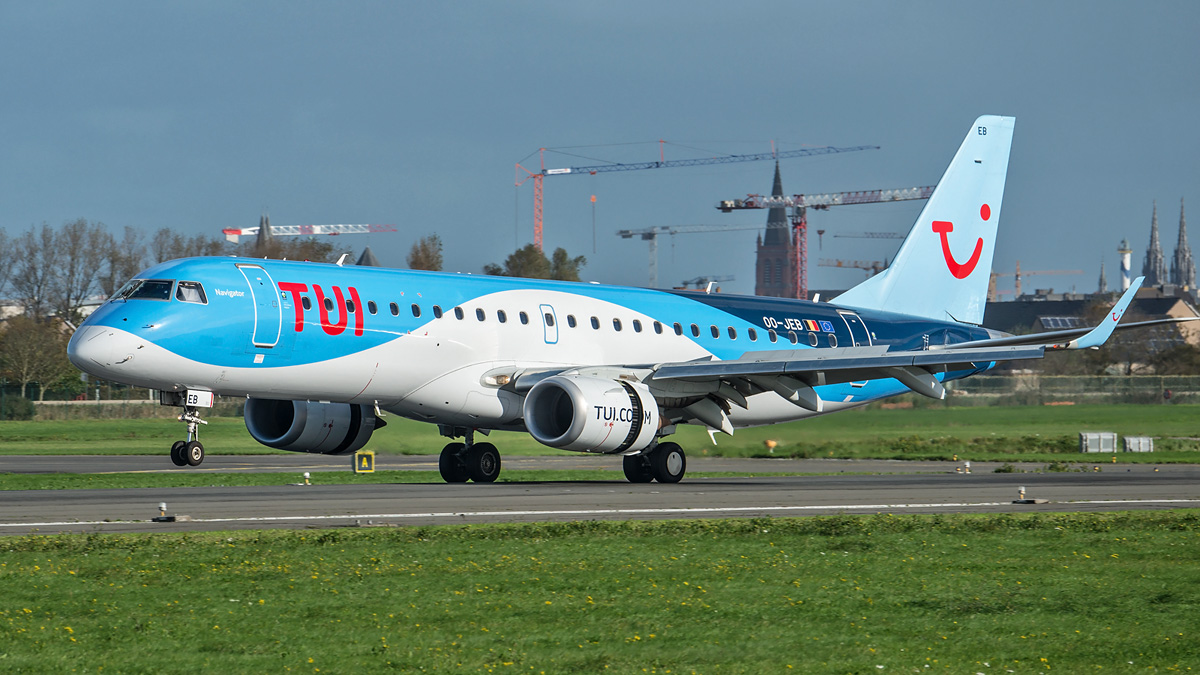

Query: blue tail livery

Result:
[68,116,1189,482]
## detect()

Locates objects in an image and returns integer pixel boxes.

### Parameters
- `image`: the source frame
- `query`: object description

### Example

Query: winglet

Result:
[1055,276,1144,350]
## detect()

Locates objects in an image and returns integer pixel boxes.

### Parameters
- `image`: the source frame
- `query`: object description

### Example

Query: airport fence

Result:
[3,376,1199,421]
[945,375,1200,406]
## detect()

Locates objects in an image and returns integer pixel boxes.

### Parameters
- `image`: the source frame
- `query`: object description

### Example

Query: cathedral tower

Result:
[1142,201,1167,285]
[754,162,796,297]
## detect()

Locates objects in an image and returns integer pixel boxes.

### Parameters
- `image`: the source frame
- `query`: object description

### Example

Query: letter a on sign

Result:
[353,450,375,474]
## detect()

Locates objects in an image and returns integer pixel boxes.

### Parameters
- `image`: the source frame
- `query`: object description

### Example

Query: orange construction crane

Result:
[717,186,935,299]
[988,261,1084,300]
[516,141,878,251]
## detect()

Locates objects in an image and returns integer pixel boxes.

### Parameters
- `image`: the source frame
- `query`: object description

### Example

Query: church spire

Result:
[763,160,788,247]
[1171,197,1196,289]
[1098,258,1107,294]
[1142,201,1166,285]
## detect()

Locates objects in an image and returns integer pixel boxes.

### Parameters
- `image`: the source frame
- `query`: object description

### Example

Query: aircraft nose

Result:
[68,325,118,373]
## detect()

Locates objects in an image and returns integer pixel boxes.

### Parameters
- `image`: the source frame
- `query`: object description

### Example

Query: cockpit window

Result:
[176,281,207,304]
[114,279,174,301]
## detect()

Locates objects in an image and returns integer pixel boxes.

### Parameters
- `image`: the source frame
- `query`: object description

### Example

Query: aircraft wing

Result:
[647,343,1044,410]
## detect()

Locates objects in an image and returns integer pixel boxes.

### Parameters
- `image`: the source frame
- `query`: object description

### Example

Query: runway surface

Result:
[2,454,1198,535]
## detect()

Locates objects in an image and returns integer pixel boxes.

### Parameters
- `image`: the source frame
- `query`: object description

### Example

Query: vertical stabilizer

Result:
[833,115,1015,324]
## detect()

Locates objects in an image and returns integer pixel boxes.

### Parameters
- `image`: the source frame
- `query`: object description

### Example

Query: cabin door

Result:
[237,264,282,348]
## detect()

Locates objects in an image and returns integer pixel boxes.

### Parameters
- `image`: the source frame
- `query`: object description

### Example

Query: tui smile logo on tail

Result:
[931,203,990,279]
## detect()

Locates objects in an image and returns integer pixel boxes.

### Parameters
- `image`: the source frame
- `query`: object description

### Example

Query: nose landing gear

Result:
[168,406,208,467]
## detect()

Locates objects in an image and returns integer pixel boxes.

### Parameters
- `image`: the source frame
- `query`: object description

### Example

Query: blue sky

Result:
[3,1,1198,296]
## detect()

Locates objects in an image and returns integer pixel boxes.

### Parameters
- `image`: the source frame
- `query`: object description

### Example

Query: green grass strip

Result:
[1,511,1197,672]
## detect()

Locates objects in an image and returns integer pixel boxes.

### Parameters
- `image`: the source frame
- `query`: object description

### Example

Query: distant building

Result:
[1142,201,1167,285]
[754,162,797,298]
[1170,198,1196,290]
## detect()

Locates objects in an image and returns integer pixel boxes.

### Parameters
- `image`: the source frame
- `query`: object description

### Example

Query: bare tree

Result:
[0,315,72,400]
[10,223,59,318]
[50,219,108,325]
[150,228,227,263]
[99,225,147,297]
[0,228,12,300]
[407,234,444,271]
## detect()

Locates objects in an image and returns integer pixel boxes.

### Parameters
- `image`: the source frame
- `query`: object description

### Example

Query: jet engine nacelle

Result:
[522,375,659,453]
[244,398,383,454]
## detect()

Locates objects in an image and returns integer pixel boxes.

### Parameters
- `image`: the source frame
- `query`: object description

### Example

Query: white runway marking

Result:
[3,499,1198,529]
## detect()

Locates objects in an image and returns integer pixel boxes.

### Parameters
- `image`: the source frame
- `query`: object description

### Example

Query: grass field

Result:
[1,512,1196,672]
[4,403,1198,462]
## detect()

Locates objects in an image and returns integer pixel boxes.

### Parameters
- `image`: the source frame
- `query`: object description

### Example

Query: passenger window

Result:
[768,329,778,343]
[829,334,838,348]
[632,320,642,333]
[567,315,577,328]
[303,297,312,311]
[710,325,719,339]
[390,302,399,316]
[787,331,798,345]
[497,310,507,323]
[520,311,529,325]
[748,327,757,341]
[176,281,207,304]
[324,297,334,311]
[544,313,555,327]
[808,332,818,347]
[653,321,663,334]
[368,301,378,315]
[454,307,464,320]
[690,324,700,338]
[590,316,600,330]
[433,305,443,319]
[411,304,421,318]
[727,327,737,340]
[613,318,622,331]
[346,299,356,313]
[476,308,486,321]
[673,322,683,336]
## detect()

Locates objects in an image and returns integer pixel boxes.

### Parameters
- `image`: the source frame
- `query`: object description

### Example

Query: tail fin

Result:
[833,115,1015,324]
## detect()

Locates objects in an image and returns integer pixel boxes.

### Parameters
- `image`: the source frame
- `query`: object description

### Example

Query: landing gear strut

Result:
[624,442,686,483]
[169,406,208,467]
[438,428,501,483]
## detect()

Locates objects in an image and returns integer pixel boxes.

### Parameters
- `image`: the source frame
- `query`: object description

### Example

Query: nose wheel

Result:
[169,406,208,467]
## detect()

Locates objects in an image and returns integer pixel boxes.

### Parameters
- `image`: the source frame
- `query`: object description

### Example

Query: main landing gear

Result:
[438,428,501,483]
[622,442,686,484]
[169,406,208,467]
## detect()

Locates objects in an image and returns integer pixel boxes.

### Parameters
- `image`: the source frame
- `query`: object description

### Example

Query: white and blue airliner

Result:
[68,116,1171,483]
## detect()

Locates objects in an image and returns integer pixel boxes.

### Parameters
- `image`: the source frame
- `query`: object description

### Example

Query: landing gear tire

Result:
[623,454,655,483]
[466,443,501,483]
[650,442,686,483]
[439,443,470,483]
[183,440,205,467]
[170,441,188,467]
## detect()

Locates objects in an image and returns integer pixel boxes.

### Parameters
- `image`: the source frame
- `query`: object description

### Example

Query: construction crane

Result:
[819,258,888,276]
[834,231,905,239]
[678,275,735,291]
[516,141,879,251]
[617,223,764,287]
[988,261,1084,300]
[223,222,398,244]
[717,185,936,300]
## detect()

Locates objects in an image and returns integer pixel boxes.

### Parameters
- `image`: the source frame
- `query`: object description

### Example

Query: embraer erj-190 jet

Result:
[68,116,1179,483]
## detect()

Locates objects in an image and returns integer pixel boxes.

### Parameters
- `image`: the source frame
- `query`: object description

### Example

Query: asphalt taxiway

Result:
[2,455,1197,535]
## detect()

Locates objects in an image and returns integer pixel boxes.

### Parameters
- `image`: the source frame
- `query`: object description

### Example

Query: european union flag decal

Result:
[819,320,834,332]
